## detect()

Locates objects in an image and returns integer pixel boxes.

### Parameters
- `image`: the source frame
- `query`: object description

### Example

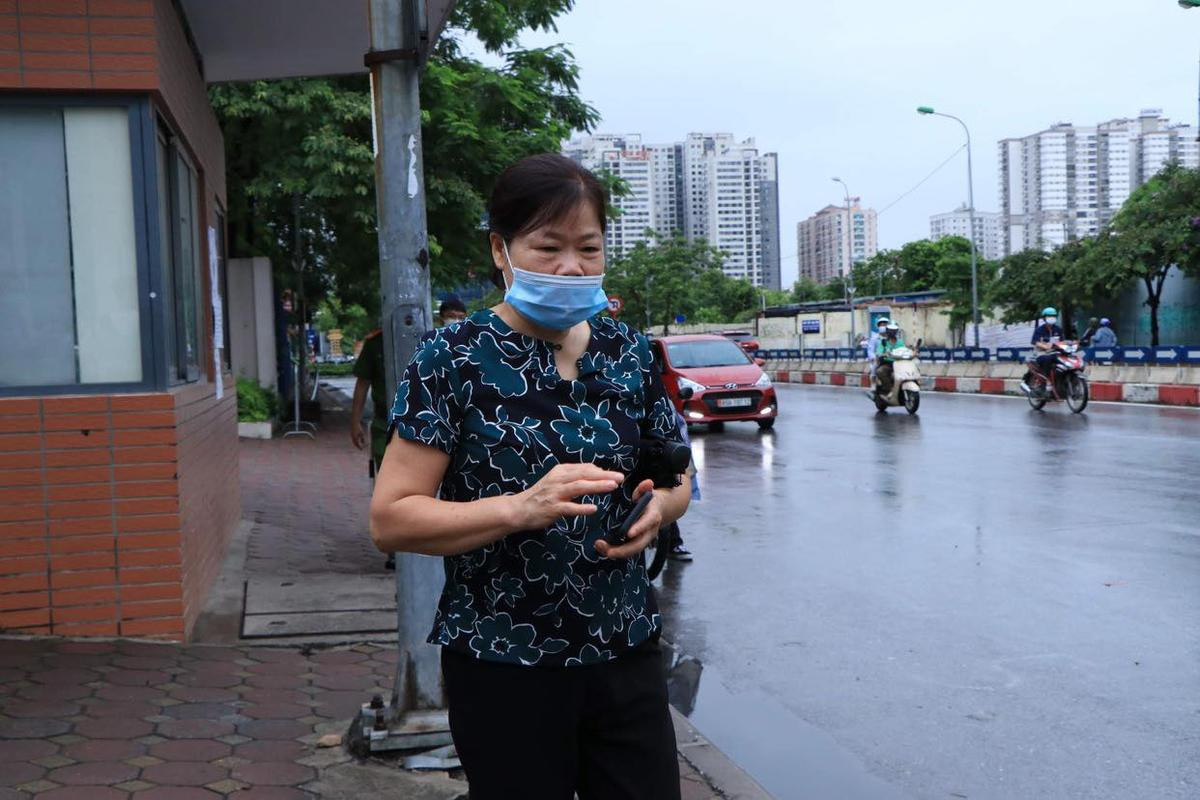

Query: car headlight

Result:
[754,373,772,388]
[677,377,705,394]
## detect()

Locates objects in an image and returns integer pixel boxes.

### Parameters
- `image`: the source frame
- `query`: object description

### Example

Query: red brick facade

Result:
[0,0,239,640]
[0,380,238,639]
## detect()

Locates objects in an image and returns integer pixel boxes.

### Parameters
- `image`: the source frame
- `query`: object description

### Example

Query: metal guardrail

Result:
[758,345,1200,365]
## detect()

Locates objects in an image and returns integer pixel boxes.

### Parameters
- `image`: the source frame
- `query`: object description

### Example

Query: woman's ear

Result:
[489,233,508,271]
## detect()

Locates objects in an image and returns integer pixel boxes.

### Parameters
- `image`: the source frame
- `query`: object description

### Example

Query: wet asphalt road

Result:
[657,384,1200,800]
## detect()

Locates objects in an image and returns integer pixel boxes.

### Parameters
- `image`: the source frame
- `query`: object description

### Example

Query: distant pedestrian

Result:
[438,296,468,326]
[1092,318,1117,348]
[351,327,393,570]
[663,409,698,563]
[370,153,690,799]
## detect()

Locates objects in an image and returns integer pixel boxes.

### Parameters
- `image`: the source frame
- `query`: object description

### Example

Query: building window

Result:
[0,105,143,388]
[156,125,205,384]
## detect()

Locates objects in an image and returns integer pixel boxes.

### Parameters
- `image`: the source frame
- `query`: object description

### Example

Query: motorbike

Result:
[1021,341,1088,413]
[865,345,921,415]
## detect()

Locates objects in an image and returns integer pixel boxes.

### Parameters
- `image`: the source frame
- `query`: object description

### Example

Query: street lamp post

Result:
[831,177,856,348]
[1182,1,1200,141]
[917,105,980,348]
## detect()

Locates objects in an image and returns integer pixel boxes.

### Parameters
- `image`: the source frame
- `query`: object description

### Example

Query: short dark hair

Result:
[439,296,467,315]
[487,154,608,288]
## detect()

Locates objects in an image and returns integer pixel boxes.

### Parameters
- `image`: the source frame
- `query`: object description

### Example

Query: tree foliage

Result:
[1093,163,1200,344]
[210,0,597,321]
[988,163,1200,344]
[602,235,728,331]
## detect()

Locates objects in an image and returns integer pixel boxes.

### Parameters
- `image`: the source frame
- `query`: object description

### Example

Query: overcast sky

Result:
[519,0,1199,286]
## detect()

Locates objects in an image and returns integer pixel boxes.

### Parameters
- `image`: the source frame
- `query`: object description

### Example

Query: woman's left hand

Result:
[594,479,663,560]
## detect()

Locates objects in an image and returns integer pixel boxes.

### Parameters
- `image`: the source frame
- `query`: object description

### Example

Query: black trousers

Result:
[441,639,680,800]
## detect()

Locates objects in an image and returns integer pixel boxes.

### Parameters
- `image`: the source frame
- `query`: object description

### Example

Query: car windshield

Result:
[667,340,751,368]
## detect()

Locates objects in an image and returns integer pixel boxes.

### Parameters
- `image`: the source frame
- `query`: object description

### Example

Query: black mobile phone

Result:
[604,492,653,546]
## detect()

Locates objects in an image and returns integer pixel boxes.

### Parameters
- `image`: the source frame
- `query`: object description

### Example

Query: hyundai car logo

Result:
[724,382,738,389]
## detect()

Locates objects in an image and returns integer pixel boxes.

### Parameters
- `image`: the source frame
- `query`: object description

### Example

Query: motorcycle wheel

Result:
[1027,384,1047,410]
[1066,373,1089,413]
[757,418,775,431]
[874,395,889,413]
[903,390,920,415]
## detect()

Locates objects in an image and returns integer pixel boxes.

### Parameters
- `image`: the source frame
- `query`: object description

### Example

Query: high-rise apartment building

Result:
[796,203,878,285]
[929,205,1004,261]
[999,109,1199,254]
[565,133,781,289]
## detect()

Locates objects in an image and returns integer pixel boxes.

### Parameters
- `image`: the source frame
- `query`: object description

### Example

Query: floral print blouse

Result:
[387,309,683,668]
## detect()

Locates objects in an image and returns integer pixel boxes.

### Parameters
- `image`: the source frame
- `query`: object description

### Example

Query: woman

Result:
[370,153,691,799]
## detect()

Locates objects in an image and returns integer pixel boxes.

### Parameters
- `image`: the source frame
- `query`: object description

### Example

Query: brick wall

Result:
[174,377,239,635]
[153,0,224,205]
[0,0,158,91]
[0,0,225,206]
[0,377,238,640]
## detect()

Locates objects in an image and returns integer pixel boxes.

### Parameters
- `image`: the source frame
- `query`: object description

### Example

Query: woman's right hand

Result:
[508,463,624,532]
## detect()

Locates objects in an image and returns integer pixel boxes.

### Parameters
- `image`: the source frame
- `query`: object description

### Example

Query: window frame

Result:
[0,95,160,397]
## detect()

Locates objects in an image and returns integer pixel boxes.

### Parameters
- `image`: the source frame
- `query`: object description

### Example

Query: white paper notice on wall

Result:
[209,226,224,399]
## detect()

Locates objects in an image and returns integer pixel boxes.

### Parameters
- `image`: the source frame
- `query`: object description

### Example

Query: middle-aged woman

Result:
[370,153,691,799]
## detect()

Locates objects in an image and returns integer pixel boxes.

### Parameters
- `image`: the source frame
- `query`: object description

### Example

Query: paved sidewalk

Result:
[237,390,381,578]
[0,636,735,800]
[115,384,752,798]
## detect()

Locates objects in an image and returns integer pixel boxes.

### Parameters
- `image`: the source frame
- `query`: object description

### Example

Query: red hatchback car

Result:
[649,334,778,430]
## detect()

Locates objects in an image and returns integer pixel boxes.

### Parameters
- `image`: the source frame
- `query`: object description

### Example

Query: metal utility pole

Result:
[365,0,450,748]
[832,177,856,347]
[918,106,980,347]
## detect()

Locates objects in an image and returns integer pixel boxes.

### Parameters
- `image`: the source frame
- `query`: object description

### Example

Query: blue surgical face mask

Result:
[1045,316,1058,326]
[501,242,609,331]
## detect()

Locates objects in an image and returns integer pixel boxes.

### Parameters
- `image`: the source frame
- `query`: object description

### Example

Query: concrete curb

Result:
[767,361,1200,407]
[672,708,775,799]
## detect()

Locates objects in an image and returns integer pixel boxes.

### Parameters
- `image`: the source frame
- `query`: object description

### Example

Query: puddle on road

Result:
[666,646,911,800]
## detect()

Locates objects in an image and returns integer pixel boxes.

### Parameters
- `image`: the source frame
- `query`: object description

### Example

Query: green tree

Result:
[211,0,598,317]
[1091,163,1200,345]
[790,277,820,303]
[819,275,847,302]
[990,239,1110,336]
[603,235,726,332]
[929,236,997,337]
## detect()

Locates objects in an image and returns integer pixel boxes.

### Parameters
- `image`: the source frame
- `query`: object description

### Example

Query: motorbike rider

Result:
[1092,317,1117,347]
[875,323,905,395]
[866,318,889,380]
[1023,307,1065,393]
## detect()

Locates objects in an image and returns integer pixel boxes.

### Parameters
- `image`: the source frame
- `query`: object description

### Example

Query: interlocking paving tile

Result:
[46,761,139,786]
[147,740,230,762]
[240,704,310,721]
[0,719,71,739]
[0,740,59,762]
[14,780,58,794]
[2,701,81,719]
[155,720,234,740]
[74,718,154,740]
[231,740,306,762]
[133,788,223,800]
[0,763,44,788]
[95,686,164,703]
[203,779,247,795]
[235,720,312,741]
[62,740,143,763]
[140,762,228,787]
[113,781,154,793]
[35,787,128,800]
[227,788,309,800]
[167,689,238,704]
[123,756,164,768]
[229,762,314,788]
[81,701,159,719]
[29,756,74,769]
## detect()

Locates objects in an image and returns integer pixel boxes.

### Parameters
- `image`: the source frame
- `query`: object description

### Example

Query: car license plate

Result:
[716,397,752,408]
